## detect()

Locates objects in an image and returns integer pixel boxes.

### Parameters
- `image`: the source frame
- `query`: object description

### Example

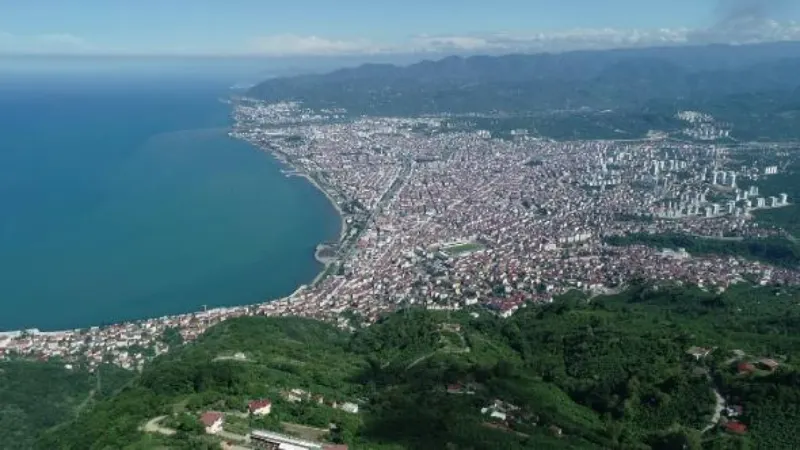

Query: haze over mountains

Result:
[248,41,800,116]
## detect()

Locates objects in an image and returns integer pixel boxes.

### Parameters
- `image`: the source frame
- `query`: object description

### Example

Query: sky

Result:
[1,0,800,56]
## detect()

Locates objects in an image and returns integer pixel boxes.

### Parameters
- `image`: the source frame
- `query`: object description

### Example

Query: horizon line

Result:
[2,39,800,60]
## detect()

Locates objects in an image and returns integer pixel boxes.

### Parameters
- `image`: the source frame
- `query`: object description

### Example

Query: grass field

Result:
[282,422,329,441]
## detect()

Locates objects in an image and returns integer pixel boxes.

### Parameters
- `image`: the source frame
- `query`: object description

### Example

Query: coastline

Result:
[262,157,348,288]
[0,127,344,336]
[288,171,347,243]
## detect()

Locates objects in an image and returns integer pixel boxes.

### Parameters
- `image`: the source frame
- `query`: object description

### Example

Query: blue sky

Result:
[1,0,799,55]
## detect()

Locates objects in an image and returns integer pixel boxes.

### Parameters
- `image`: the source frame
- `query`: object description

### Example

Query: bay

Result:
[0,75,340,331]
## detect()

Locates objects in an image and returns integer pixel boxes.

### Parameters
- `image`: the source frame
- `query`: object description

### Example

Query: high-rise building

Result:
[781,193,789,205]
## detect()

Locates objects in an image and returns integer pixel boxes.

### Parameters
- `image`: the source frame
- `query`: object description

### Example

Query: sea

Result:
[0,71,341,332]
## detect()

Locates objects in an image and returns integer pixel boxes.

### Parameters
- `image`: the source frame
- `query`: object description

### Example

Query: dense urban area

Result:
[6,98,799,364]
[0,99,800,449]
[5,43,800,450]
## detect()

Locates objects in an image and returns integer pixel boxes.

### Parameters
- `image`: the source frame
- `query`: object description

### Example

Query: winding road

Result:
[702,389,725,434]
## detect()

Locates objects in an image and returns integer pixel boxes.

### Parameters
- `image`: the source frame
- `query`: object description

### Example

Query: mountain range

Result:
[247,41,800,125]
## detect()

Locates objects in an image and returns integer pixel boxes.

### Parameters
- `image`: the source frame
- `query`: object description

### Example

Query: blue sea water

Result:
[0,75,340,331]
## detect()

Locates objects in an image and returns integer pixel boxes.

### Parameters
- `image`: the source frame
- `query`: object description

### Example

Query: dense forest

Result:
[7,283,796,449]
[0,360,133,450]
[605,233,800,269]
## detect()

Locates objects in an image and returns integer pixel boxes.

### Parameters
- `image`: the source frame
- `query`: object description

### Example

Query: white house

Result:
[200,411,224,434]
[248,399,272,416]
[337,402,359,414]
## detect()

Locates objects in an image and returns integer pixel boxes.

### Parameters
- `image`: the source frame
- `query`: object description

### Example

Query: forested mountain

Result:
[247,42,800,140]
[0,361,133,450]
[24,283,800,450]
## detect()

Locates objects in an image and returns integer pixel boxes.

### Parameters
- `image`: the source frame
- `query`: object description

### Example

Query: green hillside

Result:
[30,283,800,449]
[0,360,133,450]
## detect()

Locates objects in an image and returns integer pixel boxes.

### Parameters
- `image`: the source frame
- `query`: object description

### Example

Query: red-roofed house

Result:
[446,383,464,394]
[200,411,224,434]
[248,399,272,416]
[737,362,755,374]
[725,421,748,435]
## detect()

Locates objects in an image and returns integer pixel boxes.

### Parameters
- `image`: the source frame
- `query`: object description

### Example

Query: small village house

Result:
[200,411,224,435]
[248,399,272,416]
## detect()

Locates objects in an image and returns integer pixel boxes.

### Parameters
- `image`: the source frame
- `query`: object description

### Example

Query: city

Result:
[2,99,798,370]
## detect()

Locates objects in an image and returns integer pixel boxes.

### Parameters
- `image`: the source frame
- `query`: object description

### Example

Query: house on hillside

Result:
[737,362,756,375]
[758,358,780,371]
[336,402,359,414]
[248,399,272,416]
[283,388,308,403]
[250,429,349,450]
[447,383,465,394]
[724,421,748,435]
[200,411,224,435]
[686,346,712,360]
[481,399,520,423]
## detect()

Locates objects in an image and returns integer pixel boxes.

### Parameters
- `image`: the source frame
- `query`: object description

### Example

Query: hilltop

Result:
[25,283,800,450]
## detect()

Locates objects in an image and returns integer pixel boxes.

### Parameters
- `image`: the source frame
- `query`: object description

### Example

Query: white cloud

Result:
[0,31,90,54]
[248,34,381,56]
[244,20,800,56]
[688,18,800,44]
[409,28,692,53]
[2,20,800,56]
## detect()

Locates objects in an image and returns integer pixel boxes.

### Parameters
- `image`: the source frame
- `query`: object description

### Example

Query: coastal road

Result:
[333,156,415,268]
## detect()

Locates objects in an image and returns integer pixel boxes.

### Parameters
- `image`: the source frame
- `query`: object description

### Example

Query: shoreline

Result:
[0,124,346,337]
[286,171,348,244]
[264,155,348,288]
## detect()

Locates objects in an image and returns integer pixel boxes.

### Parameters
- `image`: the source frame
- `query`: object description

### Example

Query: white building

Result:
[250,430,328,450]
[200,411,224,435]
[338,402,360,414]
[249,399,272,416]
